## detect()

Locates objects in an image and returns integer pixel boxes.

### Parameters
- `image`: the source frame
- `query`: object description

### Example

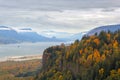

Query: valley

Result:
[0,0,120,79]
[0,25,120,80]
[0,59,42,80]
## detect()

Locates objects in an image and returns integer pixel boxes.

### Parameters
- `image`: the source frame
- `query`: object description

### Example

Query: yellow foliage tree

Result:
[58,75,63,80]
[79,50,83,55]
[110,70,117,77]
[101,54,106,61]
[113,40,118,48]
[107,33,111,40]
[93,38,100,45]
[99,68,104,77]
[87,54,93,61]
[93,49,100,63]
[117,68,120,75]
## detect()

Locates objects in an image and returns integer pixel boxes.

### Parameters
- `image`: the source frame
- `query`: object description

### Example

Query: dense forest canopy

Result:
[35,30,120,80]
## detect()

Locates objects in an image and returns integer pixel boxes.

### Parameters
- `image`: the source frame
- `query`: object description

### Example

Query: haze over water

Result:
[0,42,62,60]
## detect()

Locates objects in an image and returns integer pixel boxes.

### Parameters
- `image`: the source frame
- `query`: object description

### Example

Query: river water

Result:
[0,42,63,61]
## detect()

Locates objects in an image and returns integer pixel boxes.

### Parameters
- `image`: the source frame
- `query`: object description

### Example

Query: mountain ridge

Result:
[87,24,120,36]
[0,26,62,44]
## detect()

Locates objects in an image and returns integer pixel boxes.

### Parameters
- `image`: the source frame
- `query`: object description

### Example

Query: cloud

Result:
[0,0,120,33]
[0,8,120,33]
[0,0,120,11]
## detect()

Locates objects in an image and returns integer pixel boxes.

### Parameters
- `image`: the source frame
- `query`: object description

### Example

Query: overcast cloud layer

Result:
[0,0,120,33]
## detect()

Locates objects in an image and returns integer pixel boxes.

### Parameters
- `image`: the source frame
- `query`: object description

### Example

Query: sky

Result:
[0,0,120,33]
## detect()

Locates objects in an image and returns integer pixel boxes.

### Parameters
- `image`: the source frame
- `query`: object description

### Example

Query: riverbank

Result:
[0,54,42,62]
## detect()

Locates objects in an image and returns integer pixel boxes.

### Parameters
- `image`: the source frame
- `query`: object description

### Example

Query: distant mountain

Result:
[65,32,87,41]
[87,24,120,36]
[0,26,20,44]
[41,30,86,41]
[0,26,62,44]
[40,30,74,38]
[18,28,52,42]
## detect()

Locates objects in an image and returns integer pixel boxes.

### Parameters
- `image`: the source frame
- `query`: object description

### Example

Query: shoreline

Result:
[0,54,42,62]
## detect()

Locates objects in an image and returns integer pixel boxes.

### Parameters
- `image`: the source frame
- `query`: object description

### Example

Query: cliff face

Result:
[42,52,53,71]
[42,44,66,71]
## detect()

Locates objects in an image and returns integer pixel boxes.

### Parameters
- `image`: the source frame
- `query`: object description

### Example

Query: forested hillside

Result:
[35,30,120,80]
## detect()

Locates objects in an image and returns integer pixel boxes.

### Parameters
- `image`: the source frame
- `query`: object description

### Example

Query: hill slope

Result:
[87,24,120,36]
[35,30,120,80]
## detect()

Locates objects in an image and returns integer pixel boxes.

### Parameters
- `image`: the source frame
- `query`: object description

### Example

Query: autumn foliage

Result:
[36,30,120,80]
